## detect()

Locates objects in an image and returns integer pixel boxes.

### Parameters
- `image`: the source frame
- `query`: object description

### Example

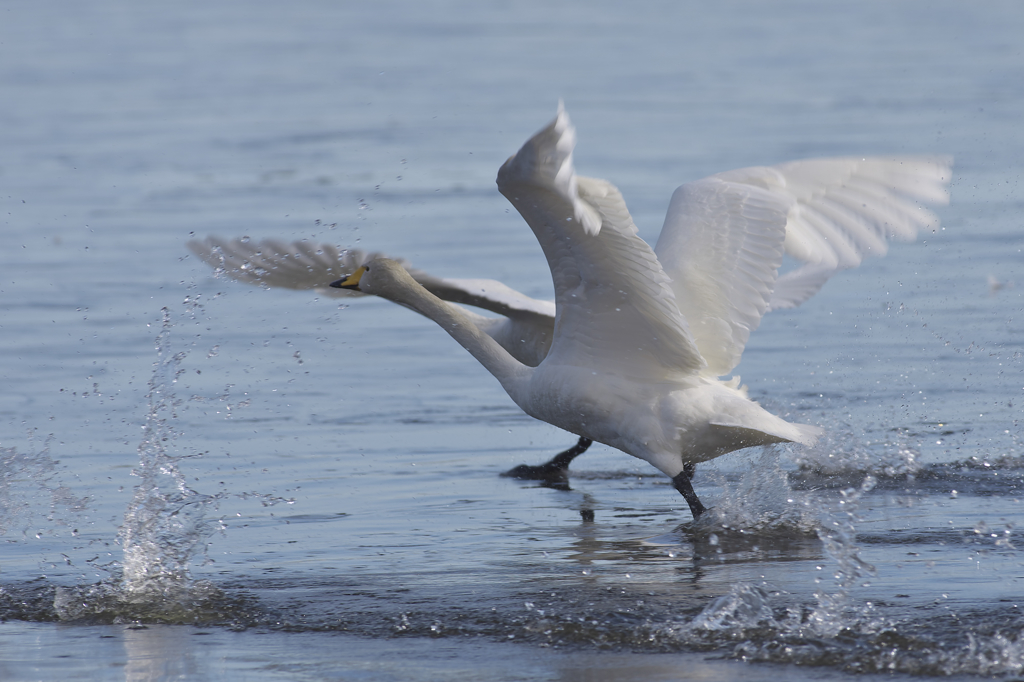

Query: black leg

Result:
[672,469,706,520]
[501,437,593,489]
[683,461,696,481]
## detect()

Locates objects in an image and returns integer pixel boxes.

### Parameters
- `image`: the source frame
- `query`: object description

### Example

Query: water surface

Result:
[2,1,1023,679]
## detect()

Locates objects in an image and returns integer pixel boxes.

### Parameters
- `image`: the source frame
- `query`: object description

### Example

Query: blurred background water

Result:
[1,1,1023,679]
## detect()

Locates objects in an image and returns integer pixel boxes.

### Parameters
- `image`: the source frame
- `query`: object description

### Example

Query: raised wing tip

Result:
[498,103,602,236]
[553,101,572,142]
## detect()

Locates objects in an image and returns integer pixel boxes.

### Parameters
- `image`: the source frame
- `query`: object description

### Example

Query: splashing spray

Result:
[118,307,218,597]
[804,475,879,636]
[54,308,225,623]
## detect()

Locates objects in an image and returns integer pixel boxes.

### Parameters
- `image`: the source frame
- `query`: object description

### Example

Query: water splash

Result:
[661,473,1024,675]
[55,308,225,623]
[0,433,88,536]
[685,583,782,635]
[794,423,921,482]
[698,447,820,536]
[804,475,879,636]
[118,307,220,596]
[682,475,879,643]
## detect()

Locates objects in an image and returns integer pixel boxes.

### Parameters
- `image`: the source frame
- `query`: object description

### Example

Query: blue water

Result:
[2,1,1023,679]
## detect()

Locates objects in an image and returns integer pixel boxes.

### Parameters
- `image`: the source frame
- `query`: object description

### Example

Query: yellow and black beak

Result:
[329,266,367,291]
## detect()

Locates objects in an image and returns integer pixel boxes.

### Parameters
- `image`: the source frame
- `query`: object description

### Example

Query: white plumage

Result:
[190,106,951,518]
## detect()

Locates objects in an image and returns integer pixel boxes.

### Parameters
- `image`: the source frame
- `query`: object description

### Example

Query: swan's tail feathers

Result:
[789,422,825,447]
[708,423,793,451]
[708,420,824,452]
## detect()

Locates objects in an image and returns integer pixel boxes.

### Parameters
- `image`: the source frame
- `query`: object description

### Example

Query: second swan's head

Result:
[329,257,415,299]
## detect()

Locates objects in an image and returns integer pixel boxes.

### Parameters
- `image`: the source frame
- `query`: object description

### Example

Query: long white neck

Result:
[377,274,534,401]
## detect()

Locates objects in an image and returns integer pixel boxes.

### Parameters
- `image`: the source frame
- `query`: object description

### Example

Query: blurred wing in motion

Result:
[655,155,953,373]
[763,156,953,269]
[187,237,403,298]
[187,236,556,366]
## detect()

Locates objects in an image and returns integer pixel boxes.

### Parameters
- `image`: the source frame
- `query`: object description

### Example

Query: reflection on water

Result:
[123,625,200,682]
[4,623,918,682]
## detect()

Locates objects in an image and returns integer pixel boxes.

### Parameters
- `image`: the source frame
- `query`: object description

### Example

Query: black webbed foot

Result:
[501,461,571,489]
[501,437,593,491]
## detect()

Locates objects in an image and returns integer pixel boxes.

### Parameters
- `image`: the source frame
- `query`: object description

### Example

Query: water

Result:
[2,1,1023,679]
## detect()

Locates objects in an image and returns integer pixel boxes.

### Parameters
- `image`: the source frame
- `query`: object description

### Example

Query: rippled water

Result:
[2,1,1023,679]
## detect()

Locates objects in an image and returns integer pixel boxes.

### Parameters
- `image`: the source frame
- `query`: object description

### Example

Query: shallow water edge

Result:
[0,622,958,682]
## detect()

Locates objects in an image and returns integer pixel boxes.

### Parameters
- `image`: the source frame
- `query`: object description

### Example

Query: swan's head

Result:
[329,257,416,299]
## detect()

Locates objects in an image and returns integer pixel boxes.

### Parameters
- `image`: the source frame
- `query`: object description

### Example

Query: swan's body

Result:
[336,253,812,520]
[191,108,951,517]
[329,106,948,519]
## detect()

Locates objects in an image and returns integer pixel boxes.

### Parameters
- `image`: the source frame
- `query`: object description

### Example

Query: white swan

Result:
[321,107,950,519]
[189,109,951,514]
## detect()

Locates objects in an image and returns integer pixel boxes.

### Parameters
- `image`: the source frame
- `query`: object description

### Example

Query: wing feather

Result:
[657,155,951,374]
[766,264,836,312]
[188,236,557,366]
[188,237,381,296]
[654,178,790,377]
[188,237,555,318]
[772,156,952,268]
[497,107,704,377]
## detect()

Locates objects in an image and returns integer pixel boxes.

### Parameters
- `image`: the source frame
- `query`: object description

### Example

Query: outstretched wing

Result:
[188,236,555,316]
[497,105,704,378]
[187,237,386,297]
[655,155,952,375]
[760,156,953,269]
[188,236,556,367]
